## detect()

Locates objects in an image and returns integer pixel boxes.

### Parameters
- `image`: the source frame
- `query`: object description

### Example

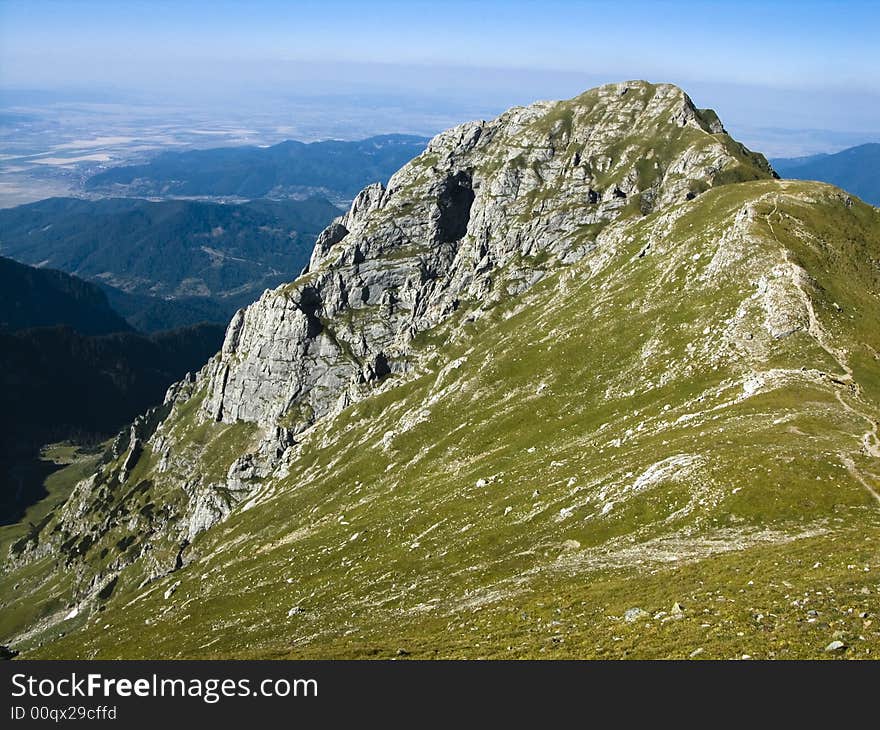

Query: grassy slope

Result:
[10,179,879,659]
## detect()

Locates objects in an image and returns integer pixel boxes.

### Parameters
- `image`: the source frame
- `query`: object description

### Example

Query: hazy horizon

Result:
[1,0,879,208]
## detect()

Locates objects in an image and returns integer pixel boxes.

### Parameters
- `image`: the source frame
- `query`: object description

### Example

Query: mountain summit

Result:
[4,82,879,660]
[204,81,772,429]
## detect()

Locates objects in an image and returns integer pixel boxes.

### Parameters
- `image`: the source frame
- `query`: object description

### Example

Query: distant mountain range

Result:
[772,143,880,205]
[84,134,429,202]
[0,196,342,330]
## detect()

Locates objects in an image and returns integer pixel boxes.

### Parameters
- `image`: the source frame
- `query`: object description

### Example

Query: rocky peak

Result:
[203,81,773,433]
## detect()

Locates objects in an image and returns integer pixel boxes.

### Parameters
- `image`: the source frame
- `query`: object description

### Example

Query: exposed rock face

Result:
[203,81,773,431]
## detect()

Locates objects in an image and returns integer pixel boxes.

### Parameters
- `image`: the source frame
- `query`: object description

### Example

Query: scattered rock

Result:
[824,640,847,654]
[287,606,305,617]
[689,648,704,658]
[671,602,685,615]
[624,608,648,623]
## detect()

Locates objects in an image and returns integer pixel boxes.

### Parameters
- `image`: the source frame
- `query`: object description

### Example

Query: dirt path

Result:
[841,455,880,506]
[761,192,880,505]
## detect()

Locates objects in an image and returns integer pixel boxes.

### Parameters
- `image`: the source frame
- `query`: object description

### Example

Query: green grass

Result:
[4,179,879,659]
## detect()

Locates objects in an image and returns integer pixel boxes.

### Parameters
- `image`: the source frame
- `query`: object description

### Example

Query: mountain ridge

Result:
[0,196,343,326]
[3,81,879,660]
[201,80,773,431]
[772,142,880,206]
[84,134,430,202]
[0,255,132,335]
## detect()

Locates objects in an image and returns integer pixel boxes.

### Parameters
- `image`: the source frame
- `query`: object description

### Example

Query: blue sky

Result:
[2,0,879,154]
